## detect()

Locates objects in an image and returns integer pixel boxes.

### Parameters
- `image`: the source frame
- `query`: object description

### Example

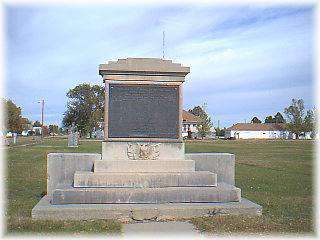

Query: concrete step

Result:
[73,171,217,188]
[33,196,262,221]
[94,160,195,173]
[52,182,241,204]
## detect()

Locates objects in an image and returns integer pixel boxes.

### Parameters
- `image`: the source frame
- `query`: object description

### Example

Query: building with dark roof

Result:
[182,110,200,138]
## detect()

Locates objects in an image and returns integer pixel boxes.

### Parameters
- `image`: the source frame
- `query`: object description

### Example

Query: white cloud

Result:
[5,4,314,127]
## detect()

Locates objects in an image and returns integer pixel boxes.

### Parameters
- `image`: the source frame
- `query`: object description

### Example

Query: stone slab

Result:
[73,171,217,188]
[52,182,241,204]
[32,196,262,220]
[47,153,101,197]
[94,160,195,173]
[186,153,235,185]
[102,141,185,161]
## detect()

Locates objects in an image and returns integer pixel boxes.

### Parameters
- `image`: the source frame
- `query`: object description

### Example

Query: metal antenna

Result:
[162,31,165,59]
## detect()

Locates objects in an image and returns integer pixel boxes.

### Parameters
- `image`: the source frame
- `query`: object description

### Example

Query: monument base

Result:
[102,140,185,161]
[32,195,262,221]
[32,152,263,221]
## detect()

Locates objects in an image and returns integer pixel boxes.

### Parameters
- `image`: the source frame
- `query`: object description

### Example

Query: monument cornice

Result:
[103,76,185,83]
[99,70,188,77]
[99,58,190,78]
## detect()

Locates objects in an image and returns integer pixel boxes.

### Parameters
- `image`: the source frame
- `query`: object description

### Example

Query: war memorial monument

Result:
[32,58,262,221]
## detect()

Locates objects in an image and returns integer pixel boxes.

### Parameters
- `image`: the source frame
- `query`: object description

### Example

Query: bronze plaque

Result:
[108,84,179,138]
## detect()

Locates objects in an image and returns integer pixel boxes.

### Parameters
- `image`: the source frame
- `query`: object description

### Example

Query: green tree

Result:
[284,99,314,139]
[190,104,213,139]
[49,124,59,134]
[215,127,226,137]
[188,106,205,117]
[251,117,261,124]
[304,108,315,136]
[59,127,67,135]
[274,112,286,123]
[33,121,42,127]
[21,117,32,131]
[4,99,23,132]
[62,83,105,137]
[264,115,275,123]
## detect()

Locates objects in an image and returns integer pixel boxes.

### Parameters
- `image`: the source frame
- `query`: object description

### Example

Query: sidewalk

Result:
[122,221,202,237]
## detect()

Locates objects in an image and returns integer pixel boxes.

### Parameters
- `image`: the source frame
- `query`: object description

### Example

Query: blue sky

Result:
[4,3,315,127]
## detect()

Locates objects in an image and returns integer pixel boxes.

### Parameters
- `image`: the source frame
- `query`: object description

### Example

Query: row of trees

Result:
[62,83,316,140]
[4,83,317,141]
[3,98,61,136]
[3,86,100,137]
[187,99,316,139]
[251,112,286,124]
[250,99,316,138]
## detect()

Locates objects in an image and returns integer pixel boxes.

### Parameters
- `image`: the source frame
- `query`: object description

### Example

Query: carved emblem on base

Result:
[127,143,160,160]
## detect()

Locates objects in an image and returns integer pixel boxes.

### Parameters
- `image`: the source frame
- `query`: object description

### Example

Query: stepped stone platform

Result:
[32,152,263,220]
[74,171,217,188]
[52,182,240,204]
[35,151,260,219]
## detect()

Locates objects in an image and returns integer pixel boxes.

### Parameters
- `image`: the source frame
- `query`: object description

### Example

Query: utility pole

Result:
[162,31,165,59]
[38,100,44,138]
[218,120,220,129]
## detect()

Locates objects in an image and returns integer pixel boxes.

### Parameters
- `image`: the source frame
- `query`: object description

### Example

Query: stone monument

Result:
[67,122,78,147]
[32,58,262,221]
[94,129,104,140]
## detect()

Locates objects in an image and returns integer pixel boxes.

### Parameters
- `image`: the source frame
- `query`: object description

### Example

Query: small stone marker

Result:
[67,122,78,147]
[95,129,104,140]
[13,133,17,144]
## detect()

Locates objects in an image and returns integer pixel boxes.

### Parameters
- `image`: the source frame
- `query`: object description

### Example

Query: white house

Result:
[182,110,199,138]
[225,123,289,139]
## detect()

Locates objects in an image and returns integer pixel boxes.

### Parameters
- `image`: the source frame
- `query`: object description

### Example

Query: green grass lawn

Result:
[4,138,314,235]
[187,140,314,235]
